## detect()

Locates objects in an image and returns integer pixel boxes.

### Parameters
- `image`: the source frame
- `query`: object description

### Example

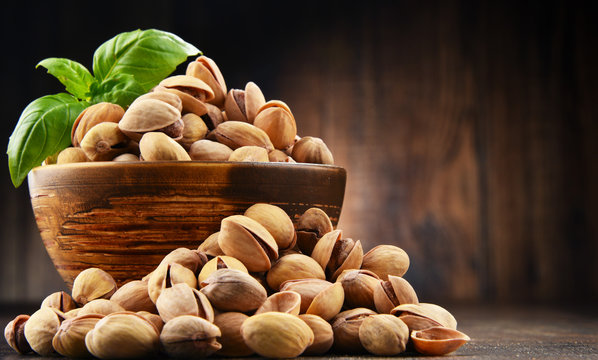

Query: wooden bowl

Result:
[28,161,346,288]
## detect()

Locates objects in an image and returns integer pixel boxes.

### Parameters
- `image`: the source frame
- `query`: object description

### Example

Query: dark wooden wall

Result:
[1,0,596,304]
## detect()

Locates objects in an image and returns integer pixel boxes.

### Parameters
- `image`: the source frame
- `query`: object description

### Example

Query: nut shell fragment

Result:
[411,326,470,356]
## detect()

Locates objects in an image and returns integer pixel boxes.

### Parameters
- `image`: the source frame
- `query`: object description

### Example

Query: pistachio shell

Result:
[391,303,458,330]
[373,275,419,314]
[268,149,295,162]
[311,230,363,281]
[41,291,77,313]
[80,122,130,161]
[24,307,64,356]
[71,268,117,306]
[228,145,269,162]
[254,100,297,150]
[202,103,225,129]
[131,90,183,112]
[200,269,267,312]
[139,132,192,161]
[299,314,334,355]
[78,299,125,316]
[331,308,376,354]
[336,269,380,310]
[186,56,227,108]
[359,314,409,355]
[148,262,198,304]
[280,279,344,321]
[197,231,225,256]
[213,121,274,151]
[112,153,139,162]
[362,244,410,280]
[110,280,157,313]
[241,312,314,358]
[292,136,334,164]
[245,203,296,250]
[118,98,182,142]
[160,75,215,102]
[178,113,208,149]
[52,314,103,358]
[411,326,470,356]
[72,102,124,147]
[197,255,248,285]
[189,139,233,161]
[213,312,253,357]
[266,254,326,291]
[4,314,31,354]
[156,283,214,323]
[296,207,334,255]
[256,291,302,315]
[57,147,90,164]
[160,315,222,359]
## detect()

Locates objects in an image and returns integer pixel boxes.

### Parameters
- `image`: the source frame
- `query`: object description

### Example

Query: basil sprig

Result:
[7,29,200,187]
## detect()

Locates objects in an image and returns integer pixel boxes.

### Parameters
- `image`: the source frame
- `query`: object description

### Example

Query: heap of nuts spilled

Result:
[4,204,470,358]
[48,55,334,165]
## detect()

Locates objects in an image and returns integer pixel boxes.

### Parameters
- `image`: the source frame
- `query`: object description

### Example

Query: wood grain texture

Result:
[27,162,345,287]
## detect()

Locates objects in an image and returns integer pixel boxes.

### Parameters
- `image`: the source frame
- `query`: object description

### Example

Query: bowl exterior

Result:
[28,162,346,288]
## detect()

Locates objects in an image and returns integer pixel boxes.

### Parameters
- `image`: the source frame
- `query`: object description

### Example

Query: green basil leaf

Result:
[92,29,200,92]
[7,94,88,187]
[88,74,145,107]
[36,58,96,101]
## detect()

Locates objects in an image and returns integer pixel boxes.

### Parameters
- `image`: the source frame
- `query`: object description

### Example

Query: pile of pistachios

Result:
[49,56,334,166]
[4,204,469,358]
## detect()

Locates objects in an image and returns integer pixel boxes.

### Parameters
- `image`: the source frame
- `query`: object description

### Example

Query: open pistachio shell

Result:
[186,56,227,108]
[197,255,248,285]
[197,232,225,257]
[72,102,124,147]
[4,314,32,354]
[311,230,363,281]
[255,290,302,315]
[52,314,103,358]
[160,315,221,359]
[411,326,470,355]
[148,262,198,304]
[373,275,419,314]
[24,307,65,356]
[296,208,334,255]
[266,254,326,291]
[155,283,214,323]
[139,132,191,161]
[118,98,182,142]
[71,268,117,306]
[336,269,380,310]
[200,269,267,312]
[245,203,296,250]
[391,303,458,330]
[131,91,183,112]
[280,279,344,321]
[331,308,376,354]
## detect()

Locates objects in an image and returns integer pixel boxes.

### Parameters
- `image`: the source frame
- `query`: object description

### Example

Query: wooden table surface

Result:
[1,303,597,359]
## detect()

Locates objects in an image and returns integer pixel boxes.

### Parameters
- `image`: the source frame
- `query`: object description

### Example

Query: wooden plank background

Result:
[0,0,596,304]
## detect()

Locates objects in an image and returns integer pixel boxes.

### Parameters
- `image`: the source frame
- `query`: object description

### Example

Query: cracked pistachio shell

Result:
[41,291,77,313]
[130,90,183,112]
[280,279,344,321]
[139,132,191,161]
[213,121,274,151]
[24,307,65,356]
[52,314,103,358]
[148,262,198,304]
[311,230,363,281]
[256,291,302,315]
[337,269,381,310]
[158,75,214,117]
[179,113,208,149]
[118,98,183,142]
[156,283,214,323]
[78,299,125,316]
[266,254,326,291]
[72,102,124,147]
[362,244,410,280]
[71,268,117,306]
[391,303,458,331]
[224,82,266,123]
[197,231,225,257]
[186,56,227,108]
[299,314,334,355]
[241,312,314,358]
[4,314,31,354]
[331,308,376,354]
[218,215,278,272]
[57,147,89,164]
[189,139,233,161]
[160,247,208,274]
[160,315,221,359]
[373,275,419,314]
[213,312,253,357]
[411,326,470,356]
[296,207,334,255]
[110,280,157,313]
[197,255,248,286]
[85,312,160,359]
[228,145,269,162]
[80,122,130,161]
[202,103,225,130]
[359,314,409,356]
[254,100,297,150]
[292,136,334,164]
[245,203,296,250]
[200,269,267,312]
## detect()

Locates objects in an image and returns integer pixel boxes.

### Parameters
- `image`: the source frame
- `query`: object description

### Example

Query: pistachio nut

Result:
[241,312,314,358]
[110,280,157,313]
[78,299,125,316]
[254,100,297,150]
[130,90,183,112]
[148,262,198,304]
[331,308,376,354]
[212,121,274,151]
[411,326,470,356]
[41,291,77,313]
[24,307,65,356]
[291,136,334,164]
[213,312,253,357]
[296,207,334,255]
[280,279,344,321]
[155,283,214,323]
[197,231,225,256]
[311,229,363,281]
[197,255,248,285]
[139,132,192,161]
[160,247,208,274]
[178,113,208,149]
[224,82,266,123]
[56,147,90,164]
[201,103,225,130]
[200,269,267,312]
[158,75,215,116]
[136,311,164,333]
[72,102,124,147]
[266,254,326,291]
[218,215,279,272]
[299,314,334,355]
[52,314,103,358]
[373,275,419,314]
[390,303,458,331]
[80,122,130,161]
[189,139,233,161]
[119,98,183,142]
[112,153,139,161]
[359,314,409,356]
[228,145,269,162]
[361,244,410,280]
[268,149,296,162]
[71,267,118,306]
[244,203,296,250]
[256,290,302,315]
[186,55,227,108]
[160,315,222,359]
[336,269,381,310]
[4,314,32,354]
[85,312,160,359]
